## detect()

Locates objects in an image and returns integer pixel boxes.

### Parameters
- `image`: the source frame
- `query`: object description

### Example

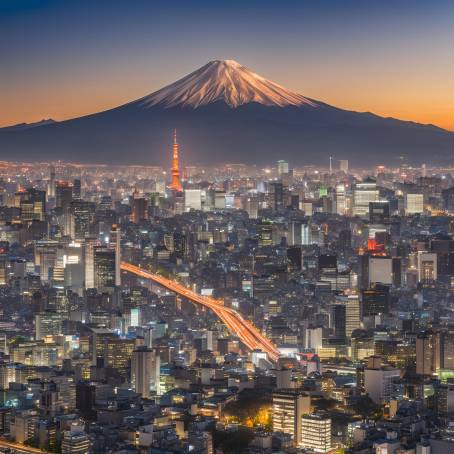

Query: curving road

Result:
[121,262,279,362]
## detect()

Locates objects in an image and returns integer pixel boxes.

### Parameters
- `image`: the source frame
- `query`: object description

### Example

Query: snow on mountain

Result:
[138,59,318,109]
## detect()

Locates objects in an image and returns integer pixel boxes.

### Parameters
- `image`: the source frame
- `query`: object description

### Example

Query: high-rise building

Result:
[48,165,56,199]
[269,181,284,211]
[405,193,424,214]
[84,236,98,289]
[353,178,379,217]
[56,181,73,210]
[93,247,115,291]
[72,179,81,200]
[272,389,311,445]
[335,184,346,215]
[131,188,148,223]
[71,200,95,241]
[131,346,161,398]
[35,312,63,340]
[184,189,202,211]
[170,129,182,192]
[416,331,442,376]
[277,160,289,176]
[417,251,437,283]
[18,188,46,223]
[364,356,400,404]
[300,413,332,452]
[109,224,121,287]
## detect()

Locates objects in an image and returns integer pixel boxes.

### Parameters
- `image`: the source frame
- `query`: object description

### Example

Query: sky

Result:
[2,0,454,129]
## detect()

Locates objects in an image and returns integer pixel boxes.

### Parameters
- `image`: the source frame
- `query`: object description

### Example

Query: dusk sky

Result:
[2,0,454,129]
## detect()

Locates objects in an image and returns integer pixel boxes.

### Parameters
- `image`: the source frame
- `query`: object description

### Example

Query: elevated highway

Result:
[121,262,279,362]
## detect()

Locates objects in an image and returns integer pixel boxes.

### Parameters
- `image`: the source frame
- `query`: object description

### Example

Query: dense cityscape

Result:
[0,133,452,453]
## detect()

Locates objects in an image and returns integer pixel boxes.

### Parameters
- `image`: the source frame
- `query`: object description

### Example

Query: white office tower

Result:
[305,327,323,350]
[335,184,346,215]
[369,256,393,285]
[272,390,311,446]
[61,421,91,454]
[353,179,379,217]
[364,356,400,404]
[184,189,202,211]
[301,223,311,245]
[405,193,424,214]
[131,346,161,398]
[300,413,332,452]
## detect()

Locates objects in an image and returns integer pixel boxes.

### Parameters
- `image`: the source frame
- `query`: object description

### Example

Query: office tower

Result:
[131,346,161,398]
[272,389,311,446]
[289,221,303,246]
[301,224,311,245]
[109,224,121,287]
[48,165,56,199]
[61,422,91,454]
[103,338,135,374]
[364,356,400,404]
[19,188,46,223]
[269,181,284,210]
[417,252,437,283]
[35,312,63,340]
[277,160,289,176]
[243,195,259,219]
[34,240,59,284]
[335,293,361,337]
[405,193,424,214]
[361,284,390,316]
[131,188,148,223]
[84,236,98,289]
[333,304,346,340]
[305,327,323,350]
[339,159,349,172]
[56,181,73,210]
[170,129,182,192]
[300,413,332,452]
[72,179,81,200]
[368,256,393,285]
[353,178,379,217]
[71,200,95,241]
[416,331,442,376]
[93,247,115,291]
[335,184,346,215]
[184,189,202,211]
[369,201,390,224]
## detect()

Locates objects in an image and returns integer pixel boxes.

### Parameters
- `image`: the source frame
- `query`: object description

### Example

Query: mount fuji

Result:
[1,59,453,166]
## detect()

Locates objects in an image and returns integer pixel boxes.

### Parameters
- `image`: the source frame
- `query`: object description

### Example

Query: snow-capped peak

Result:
[139,59,318,109]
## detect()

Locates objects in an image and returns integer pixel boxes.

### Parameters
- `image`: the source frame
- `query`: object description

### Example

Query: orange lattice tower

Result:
[170,129,182,192]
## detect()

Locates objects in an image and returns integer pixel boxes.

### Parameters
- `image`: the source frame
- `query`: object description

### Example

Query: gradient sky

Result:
[2,0,454,129]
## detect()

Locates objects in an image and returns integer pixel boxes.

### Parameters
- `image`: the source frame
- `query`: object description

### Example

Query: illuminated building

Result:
[35,312,63,340]
[405,193,424,214]
[170,129,182,192]
[93,247,115,291]
[300,413,332,452]
[417,251,437,283]
[272,389,311,446]
[109,224,121,286]
[61,422,91,454]
[131,188,148,223]
[277,160,289,176]
[84,236,98,289]
[131,346,161,398]
[364,356,400,404]
[103,337,136,376]
[56,181,73,210]
[353,178,379,217]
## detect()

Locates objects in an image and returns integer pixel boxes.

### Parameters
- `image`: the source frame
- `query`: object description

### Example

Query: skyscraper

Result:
[170,129,182,192]
[131,346,161,398]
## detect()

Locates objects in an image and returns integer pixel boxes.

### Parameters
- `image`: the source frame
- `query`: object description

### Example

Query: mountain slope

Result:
[1,60,453,166]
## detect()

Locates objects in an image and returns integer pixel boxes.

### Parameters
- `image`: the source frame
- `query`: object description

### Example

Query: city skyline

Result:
[2,0,454,129]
